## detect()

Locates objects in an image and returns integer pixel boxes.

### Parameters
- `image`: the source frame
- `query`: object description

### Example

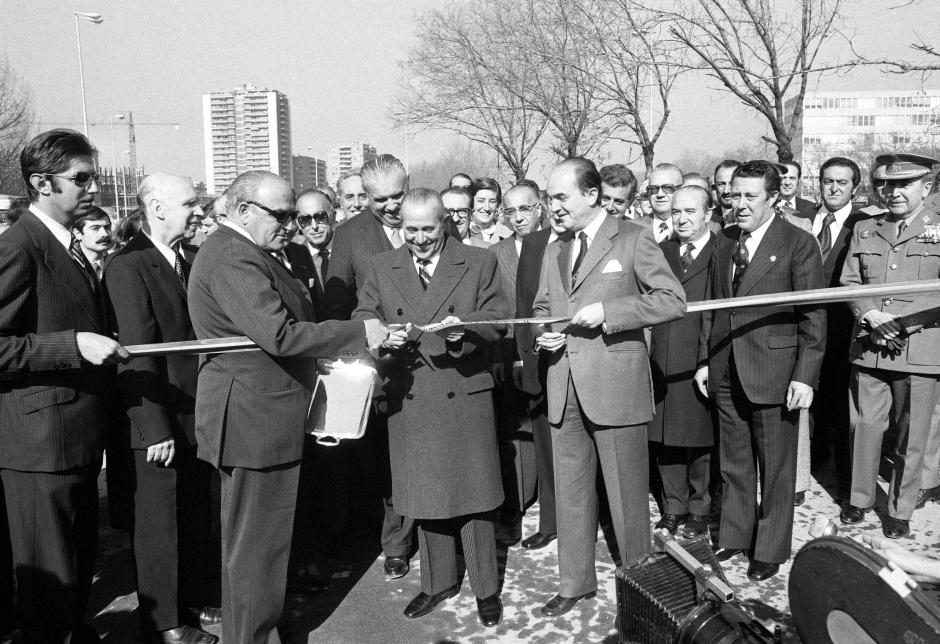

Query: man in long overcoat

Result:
[353,188,508,628]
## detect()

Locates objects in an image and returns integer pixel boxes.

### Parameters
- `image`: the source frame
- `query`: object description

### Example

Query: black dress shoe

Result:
[521,531,557,549]
[793,491,805,506]
[476,593,502,627]
[839,505,867,525]
[746,559,780,581]
[654,513,687,535]
[187,606,222,626]
[403,583,461,619]
[712,547,746,562]
[156,625,218,644]
[384,555,409,579]
[915,484,940,509]
[540,591,596,617]
[682,514,709,538]
[883,516,910,539]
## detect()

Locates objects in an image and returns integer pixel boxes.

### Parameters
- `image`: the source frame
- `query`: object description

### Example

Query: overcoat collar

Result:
[388,235,468,326]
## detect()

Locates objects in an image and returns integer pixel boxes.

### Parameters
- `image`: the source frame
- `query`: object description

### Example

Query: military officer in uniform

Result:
[839,153,940,539]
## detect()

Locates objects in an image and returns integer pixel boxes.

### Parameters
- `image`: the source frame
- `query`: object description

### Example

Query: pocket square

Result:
[601,259,623,273]
[308,278,316,288]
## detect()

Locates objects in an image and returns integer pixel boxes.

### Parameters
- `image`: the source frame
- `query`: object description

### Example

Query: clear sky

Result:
[1,0,937,186]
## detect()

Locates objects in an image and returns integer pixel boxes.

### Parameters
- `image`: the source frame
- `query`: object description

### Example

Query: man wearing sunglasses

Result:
[285,189,336,322]
[637,163,684,243]
[188,170,387,644]
[0,129,129,642]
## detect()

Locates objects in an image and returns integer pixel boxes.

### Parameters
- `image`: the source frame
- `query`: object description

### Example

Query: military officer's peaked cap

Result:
[871,153,939,180]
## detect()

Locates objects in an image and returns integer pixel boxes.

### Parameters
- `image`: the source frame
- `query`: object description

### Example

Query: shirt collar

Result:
[816,201,852,226]
[29,204,73,251]
[681,232,710,252]
[580,209,607,242]
[744,214,775,246]
[143,231,178,268]
[222,219,256,243]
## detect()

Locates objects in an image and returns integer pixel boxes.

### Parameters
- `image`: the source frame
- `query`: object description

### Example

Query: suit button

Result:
[564,350,569,357]
[892,248,899,253]
[405,393,414,400]
[889,263,897,270]
[448,305,455,313]
[447,391,455,399]
[397,308,403,316]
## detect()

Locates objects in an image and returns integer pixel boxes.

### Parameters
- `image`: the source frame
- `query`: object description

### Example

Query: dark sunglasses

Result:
[246,200,298,224]
[646,184,680,197]
[50,172,100,188]
[297,212,332,227]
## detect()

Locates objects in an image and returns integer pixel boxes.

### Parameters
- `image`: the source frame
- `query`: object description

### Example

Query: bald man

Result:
[104,174,219,643]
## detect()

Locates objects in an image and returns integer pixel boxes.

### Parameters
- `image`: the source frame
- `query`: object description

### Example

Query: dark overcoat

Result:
[648,235,715,447]
[353,236,509,519]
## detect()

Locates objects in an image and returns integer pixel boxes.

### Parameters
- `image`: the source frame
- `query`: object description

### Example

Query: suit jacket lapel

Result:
[662,240,682,278]
[23,213,101,330]
[572,216,616,292]
[364,213,394,252]
[417,238,467,323]
[388,247,425,314]
[136,235,187,299]
[736,218,785,296]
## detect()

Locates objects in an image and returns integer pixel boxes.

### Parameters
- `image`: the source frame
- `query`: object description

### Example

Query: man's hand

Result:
[436,316,464,343]
[569,302,605,328]
[76,332,130,366]
[383,323,412,350]
[536,331,567,353]
[786,381,814,411]
[511,363,524,390]
[864,310,902,344]
[146,438,175,467]
[693,366,709,398]
[363,319,389,352]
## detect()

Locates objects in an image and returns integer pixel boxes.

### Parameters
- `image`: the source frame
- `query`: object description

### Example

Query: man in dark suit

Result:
[635,163,684,243]
[648,186,716,539]
[353,188,507,627]
[104,173,218,643]
[514,200,561,551]
[489,184,542,537]
[534,158,686,617]
[0,129,129,642]
[323,154,416,579]
[188,170,386,644]
[779,161,817,218]
[710,160,740,227]
[285,189,335,321]
[803,157,868,497]
[694,161,826,581]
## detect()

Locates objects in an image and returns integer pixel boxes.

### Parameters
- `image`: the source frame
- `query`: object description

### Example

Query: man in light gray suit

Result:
[533,158,686,617]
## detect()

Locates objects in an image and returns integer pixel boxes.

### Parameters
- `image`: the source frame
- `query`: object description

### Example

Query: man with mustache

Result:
[72,206,113,277]
[0,129,129,642]
[711,160,740,227]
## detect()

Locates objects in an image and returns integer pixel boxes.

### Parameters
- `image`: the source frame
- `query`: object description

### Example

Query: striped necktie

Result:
[69,234,98,290]
[390,227,404,249]
[732,232,750,294]
[817,212,836,257]
[416,258,431,289]
[680,243,694,273]
[173,251,187,287]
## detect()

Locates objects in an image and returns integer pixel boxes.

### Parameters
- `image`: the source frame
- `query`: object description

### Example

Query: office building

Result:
[328,142,376,189]
[292,154,328,192]
[203,84,292,195]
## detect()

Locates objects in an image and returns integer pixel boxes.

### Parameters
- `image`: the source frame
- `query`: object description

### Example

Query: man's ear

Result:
[29,173,53,197]
[149,198,164,221]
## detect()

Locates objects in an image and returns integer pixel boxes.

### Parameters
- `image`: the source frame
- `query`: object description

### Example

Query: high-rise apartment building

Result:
[292,155,328,192]
[787,88,939,196]
[327,142,376,189]
[203,84,292,195]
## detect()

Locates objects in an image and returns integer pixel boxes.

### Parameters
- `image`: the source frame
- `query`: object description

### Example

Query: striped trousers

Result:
[417,512,498,598]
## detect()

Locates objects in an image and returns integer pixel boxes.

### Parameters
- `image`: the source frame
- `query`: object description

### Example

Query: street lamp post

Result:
[74,12,103,137]
[110,113,125,215]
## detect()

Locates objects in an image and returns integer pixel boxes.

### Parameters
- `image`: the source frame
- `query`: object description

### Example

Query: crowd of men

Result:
[0,127,938,643]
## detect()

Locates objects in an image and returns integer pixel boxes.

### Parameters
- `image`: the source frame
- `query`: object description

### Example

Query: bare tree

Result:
[0,57,34,194]
[663,0,844,162]
[570,0,685,174]
[393,3,547,181]
[408,141,502,190]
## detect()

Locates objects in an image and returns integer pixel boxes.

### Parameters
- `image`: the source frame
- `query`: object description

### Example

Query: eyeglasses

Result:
[50,172,100,188]
[502,203,540,218]
[446,207,471,219]
[246,200,298,224]
[647,184,680,197]
[297,212,332,227]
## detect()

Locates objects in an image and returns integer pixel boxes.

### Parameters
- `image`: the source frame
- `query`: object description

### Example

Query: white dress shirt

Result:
[679,232,710,262]
[571,209,607,272]
[730,215,775,282]
[652,216,674,243]
[143,231,179,270]
[812,202,852,237]
[411,251,441,278]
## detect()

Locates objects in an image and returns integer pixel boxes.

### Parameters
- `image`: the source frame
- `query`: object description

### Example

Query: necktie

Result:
[173,252,187,287]
[680,243,694,273]
[897,219,908,238]
[274,251,292,272]
[315,248,329,285]
[93,260,102,281]
[416,258,431,289]
[732,232,750,294]
[390,227,404,249]
[69,234,98,291]
[658,221,669,240]
[817,212,836,257]
[571,231,588,279]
